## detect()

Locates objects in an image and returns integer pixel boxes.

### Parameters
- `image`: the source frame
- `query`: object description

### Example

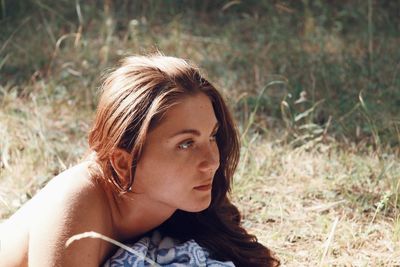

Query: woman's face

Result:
[132,92,220,212]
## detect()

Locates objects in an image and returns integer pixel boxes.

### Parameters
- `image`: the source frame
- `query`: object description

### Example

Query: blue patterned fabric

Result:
[103,230,235,267]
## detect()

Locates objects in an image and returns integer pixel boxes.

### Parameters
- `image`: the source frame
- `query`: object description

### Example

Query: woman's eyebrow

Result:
[168,122,219,139]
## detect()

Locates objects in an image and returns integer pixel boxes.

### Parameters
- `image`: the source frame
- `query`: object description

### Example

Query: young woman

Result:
[0,55,279,266]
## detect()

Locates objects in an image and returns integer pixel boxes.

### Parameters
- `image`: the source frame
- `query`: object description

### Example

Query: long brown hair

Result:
[88,55,279,266]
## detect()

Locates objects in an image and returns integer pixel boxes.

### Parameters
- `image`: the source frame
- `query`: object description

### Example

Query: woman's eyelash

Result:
[178,140,194,149]
[178,132,218,150]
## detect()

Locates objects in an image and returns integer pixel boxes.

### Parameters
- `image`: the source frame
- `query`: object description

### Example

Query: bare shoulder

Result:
[26,161,110,225]
[25,161,114,266]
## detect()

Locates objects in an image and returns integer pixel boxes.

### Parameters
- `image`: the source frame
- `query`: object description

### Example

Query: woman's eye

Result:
[178,140,194,150]
[178,133,217,150]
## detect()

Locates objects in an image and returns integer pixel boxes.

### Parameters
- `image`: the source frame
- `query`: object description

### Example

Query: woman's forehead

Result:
[151,93,218,136]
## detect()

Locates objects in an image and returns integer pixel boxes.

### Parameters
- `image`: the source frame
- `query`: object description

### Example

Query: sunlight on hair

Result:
[65,231,161,267]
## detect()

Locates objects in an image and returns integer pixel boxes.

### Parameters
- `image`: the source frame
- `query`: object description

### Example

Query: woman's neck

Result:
[86,158,176,241]
[102,185,176,241]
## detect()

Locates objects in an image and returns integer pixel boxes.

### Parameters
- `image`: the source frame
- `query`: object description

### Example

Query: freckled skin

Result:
[0,92,220,266]
[133,92,220,213]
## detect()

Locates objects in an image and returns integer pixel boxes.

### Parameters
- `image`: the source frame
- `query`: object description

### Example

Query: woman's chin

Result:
[183,197,212,213]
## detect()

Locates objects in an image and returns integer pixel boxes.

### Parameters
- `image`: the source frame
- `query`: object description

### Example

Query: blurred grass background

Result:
[1,0,399,148]
[1,0,400,265]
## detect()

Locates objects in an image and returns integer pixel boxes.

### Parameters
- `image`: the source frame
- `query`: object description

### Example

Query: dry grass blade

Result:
[319,217,339,267]
[304,200,347,213]
[65,231,161,267]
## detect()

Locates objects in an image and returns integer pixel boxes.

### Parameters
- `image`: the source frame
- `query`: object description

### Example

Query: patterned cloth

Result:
[103,230,235,267]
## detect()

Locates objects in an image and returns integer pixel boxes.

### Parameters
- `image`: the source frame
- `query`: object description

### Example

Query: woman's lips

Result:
[194,184,212,191]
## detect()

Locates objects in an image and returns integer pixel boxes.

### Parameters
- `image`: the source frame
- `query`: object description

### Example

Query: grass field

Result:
[1,1,399,266]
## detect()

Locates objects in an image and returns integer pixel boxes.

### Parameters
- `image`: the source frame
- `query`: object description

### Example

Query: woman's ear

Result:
[110,148,132,185]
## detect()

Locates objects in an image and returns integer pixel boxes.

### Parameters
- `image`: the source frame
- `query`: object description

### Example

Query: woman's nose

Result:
[198,143,220,173]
